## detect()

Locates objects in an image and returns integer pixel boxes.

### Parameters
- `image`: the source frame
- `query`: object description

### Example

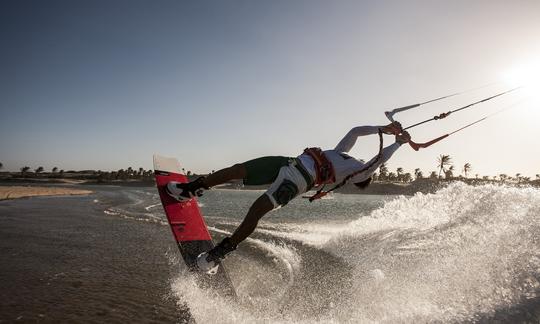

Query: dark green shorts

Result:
[242,156,292,185]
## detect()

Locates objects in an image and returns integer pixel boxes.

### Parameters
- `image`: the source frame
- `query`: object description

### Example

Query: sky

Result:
[1,0,540,177]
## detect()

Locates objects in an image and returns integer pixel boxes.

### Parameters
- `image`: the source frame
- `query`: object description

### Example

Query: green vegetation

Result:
[2,165,194,184]
[463,163,471,178]
[1,156,538,188]
[372,154,539,187]
[437,154,452,178]
[20,166,30,177]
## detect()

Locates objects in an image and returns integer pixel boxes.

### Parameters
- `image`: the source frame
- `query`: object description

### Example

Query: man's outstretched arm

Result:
[335,123,401,152]
[334,126,380,152]
[354,143,401,180]
[350,131,410,182]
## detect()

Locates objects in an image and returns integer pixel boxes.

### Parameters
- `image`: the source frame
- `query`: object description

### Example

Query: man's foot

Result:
[196,252,219,274]
[166,177,209,202]
[196,237,237,274]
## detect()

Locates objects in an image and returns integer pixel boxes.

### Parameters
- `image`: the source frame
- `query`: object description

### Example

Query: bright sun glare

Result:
[502,61,540,103]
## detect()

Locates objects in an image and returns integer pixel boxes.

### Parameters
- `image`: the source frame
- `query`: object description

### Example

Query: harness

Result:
[306,129,384,202]
[303,147,336,186]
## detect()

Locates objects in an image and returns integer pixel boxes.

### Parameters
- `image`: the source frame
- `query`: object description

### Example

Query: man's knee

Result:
[270,179,298,207]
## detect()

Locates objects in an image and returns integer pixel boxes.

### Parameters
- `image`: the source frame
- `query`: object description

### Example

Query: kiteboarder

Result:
[166,123,410,271]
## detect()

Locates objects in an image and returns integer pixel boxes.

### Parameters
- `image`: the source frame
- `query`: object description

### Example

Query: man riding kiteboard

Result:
[166,122,410,272]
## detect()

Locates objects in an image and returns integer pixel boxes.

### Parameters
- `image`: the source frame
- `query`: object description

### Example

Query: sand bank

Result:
[0,186,92,200]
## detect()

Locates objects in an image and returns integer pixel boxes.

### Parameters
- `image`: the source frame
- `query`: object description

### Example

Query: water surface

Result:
[1,183,539,323]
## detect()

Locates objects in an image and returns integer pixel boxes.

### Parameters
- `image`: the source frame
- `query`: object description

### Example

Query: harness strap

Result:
[303,147,336,185]
[292,158,315,191]
[307,129,384,202]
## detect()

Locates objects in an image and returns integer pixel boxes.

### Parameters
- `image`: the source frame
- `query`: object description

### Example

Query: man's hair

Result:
[354,177,372,190]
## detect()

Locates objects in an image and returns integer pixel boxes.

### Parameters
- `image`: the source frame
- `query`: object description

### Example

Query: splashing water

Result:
[168,182,540,323]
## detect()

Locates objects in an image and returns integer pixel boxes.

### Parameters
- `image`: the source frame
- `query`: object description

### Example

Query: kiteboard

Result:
[153,154,236,298]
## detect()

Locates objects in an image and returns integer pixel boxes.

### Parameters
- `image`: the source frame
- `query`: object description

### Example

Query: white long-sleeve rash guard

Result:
[297,126,402,184]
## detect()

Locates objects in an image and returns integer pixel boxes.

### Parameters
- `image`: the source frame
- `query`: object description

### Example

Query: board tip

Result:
[153,154,182,174]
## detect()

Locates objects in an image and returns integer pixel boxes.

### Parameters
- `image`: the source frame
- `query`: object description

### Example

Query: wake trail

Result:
[172,182,540,323]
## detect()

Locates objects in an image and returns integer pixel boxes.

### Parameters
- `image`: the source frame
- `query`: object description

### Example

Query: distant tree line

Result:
[96,167,157,182]
[1,165,198,182]
[16,166,64,178]
[1,158,538,186]
[373,154,539,186]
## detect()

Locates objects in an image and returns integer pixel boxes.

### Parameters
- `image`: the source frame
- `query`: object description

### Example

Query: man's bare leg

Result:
[229,194,274,246]
[202,165,275,246]
[197,190,275,270]
[201,164,246,187]
[168,163,247,201]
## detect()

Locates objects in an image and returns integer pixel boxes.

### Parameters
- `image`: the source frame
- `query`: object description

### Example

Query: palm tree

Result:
[403,173,412,182]
[437,155,452,178]
[21,166,30,177]
[429,171,438,179]
[52,167,58,173]
[516,173,521,184]
[445,165,454,180]
[378,163,389,181]
[35,166,44,174]
[0,162,3,170]
[138,167,144,176]
[396,167,404,182]
[417,171,424,179]
[414,168,422,180]
[462,163,471,178]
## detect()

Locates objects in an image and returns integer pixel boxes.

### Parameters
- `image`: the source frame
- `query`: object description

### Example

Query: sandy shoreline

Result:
[0,186,93,200]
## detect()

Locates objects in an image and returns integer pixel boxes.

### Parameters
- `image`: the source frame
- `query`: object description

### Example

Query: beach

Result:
[0,186,93,200]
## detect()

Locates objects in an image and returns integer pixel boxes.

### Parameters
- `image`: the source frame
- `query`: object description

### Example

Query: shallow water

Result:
[1,183,539,323]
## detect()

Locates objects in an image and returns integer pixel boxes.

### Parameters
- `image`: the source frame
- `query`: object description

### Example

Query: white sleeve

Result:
[334,126,380,152]
[350,142,401,183]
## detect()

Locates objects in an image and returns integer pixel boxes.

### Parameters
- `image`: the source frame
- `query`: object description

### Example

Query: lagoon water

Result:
[1,183,539,323]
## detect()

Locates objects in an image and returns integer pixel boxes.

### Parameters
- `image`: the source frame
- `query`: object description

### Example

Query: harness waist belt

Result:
[293,158,314,191]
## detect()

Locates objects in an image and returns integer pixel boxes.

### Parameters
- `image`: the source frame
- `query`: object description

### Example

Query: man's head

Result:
[354,177,372,190]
